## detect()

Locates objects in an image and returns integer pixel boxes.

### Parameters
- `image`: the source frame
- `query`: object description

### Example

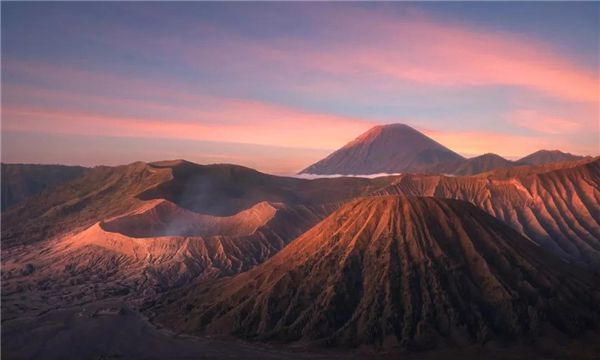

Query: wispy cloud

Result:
[507,109,584,134]
[2,103,373,150]
[2,3,598,170]
[147,6,598,104]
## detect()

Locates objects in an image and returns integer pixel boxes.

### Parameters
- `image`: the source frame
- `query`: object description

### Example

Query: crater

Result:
[101,199,280,238]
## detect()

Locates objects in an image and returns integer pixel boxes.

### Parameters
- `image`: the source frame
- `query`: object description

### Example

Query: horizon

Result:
[0,122,594,176]
[2,2,599,174]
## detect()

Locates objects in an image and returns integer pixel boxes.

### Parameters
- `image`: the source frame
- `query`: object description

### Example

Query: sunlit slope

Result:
[155,196,599,348]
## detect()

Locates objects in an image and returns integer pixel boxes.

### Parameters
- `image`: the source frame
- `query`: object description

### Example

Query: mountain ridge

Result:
[300,124,591,176]
[378,157,600,269]
[154,196,600,349]
[517,149,587,165]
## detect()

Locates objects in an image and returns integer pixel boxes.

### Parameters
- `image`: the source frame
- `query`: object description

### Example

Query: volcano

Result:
[449,153,513,176]
[300,124,465,175]
[154,196,599,349]
[517,150,586,166]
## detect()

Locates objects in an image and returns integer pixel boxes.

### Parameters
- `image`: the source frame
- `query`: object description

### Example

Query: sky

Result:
[2,2,599,174]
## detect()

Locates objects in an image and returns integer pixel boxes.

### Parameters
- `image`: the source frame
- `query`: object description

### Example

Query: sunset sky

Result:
[2,2,599,174]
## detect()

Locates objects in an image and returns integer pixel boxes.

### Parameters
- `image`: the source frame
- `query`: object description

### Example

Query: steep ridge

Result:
[377,158,600,268]
[154,196,600,349]
[1,163,88,211]
[300,124,465,175]
[517,150,586,165]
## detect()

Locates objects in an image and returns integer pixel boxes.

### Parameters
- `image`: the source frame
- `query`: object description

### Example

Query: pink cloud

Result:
[310,21,597,103]
[1,104,374,150]
[66,6,596,105]
[2,7,598,164]
[164,8,597,104]
[2,62,379,152]
[507,109,585,134]
[2,65,377,149]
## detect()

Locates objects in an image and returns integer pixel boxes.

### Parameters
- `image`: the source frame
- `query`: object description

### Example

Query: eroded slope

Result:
[155,196,600,349]
[378,158,600,268]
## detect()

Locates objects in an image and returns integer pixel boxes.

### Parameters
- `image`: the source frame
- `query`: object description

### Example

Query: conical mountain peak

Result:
[301,123,464,175]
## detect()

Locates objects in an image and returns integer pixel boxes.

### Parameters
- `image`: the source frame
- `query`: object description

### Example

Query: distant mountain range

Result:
[1,129,590,212]
[300,123,588,175]
[516,149,586,166]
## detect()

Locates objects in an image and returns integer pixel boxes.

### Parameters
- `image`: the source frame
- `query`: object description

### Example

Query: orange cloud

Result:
[2,71,378,151]
[10,101,589,159]
[1,104,374,150]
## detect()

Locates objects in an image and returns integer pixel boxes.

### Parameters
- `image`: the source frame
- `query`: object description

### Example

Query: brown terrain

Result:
[377,158,600,269]
[2,157,599,359]
[0,160,394,247]
[153,196,599,349]
[1,160,399,321]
